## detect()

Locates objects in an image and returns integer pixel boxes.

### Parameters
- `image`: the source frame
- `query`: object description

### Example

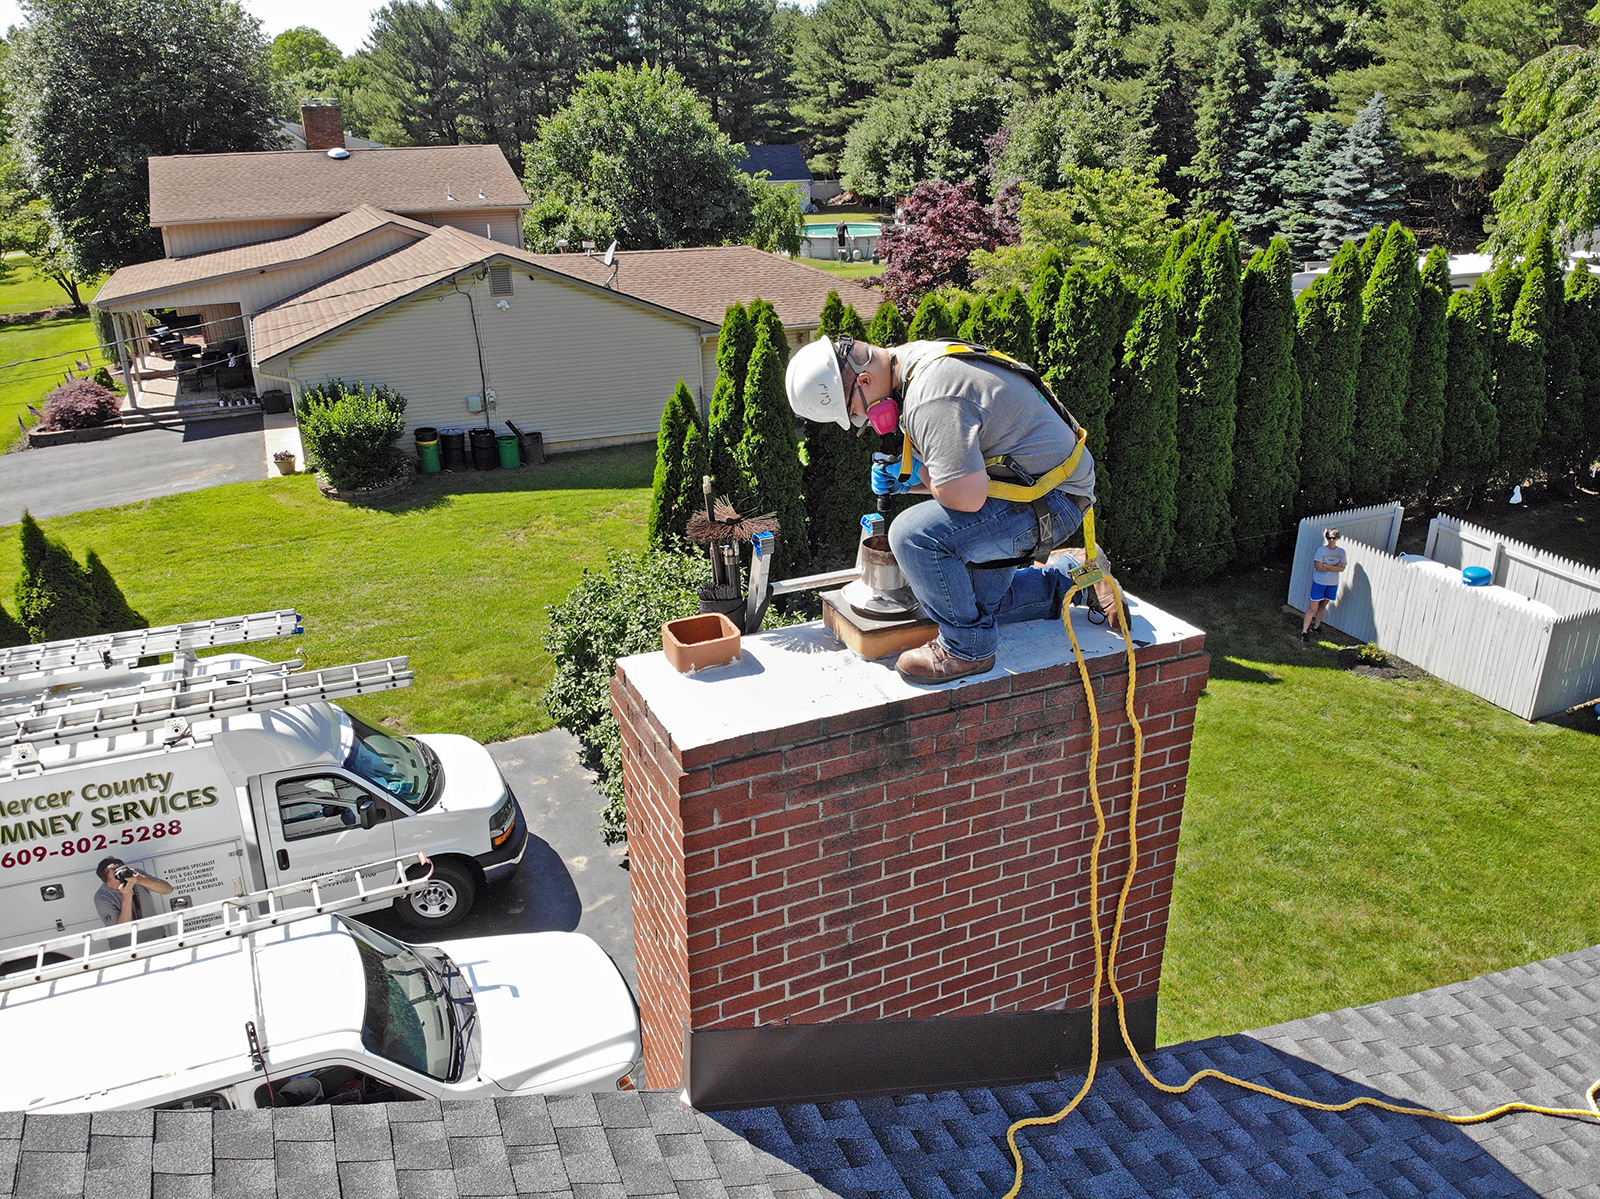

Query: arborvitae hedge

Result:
[1538,235,1586,478]
[906,293,954,340]
[838,304,868,340]
[16,512,100,642]
[1107,281,1179,588]
[804,296,876,565]
[1399,246,1451,496]
[736,322,810,575]
[1349,222,1417,504]
[648,381,704,546]
[1494,238,1551,483]
[1050,265,1135,508]
[1027,247,1065,366]
[706,303,754,495]
[1230,237,1300,564]
[817,291,845,339]
[1171,221,1242,576]
[1439,285,1498,495]
[1565,262,1600,467]
[986,286,1034,361]
[868,300,907,345]
[1294,239,1363,513]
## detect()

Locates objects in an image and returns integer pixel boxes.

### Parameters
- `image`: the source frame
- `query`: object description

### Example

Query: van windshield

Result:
[344,714,439,810]
[346,919,458,1081]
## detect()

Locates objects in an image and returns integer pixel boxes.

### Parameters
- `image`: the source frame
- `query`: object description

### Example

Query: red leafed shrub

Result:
[878,180,1015,313]
[37,379,120,431]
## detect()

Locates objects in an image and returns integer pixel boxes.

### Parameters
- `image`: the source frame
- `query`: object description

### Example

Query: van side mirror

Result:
[358,800,385,830]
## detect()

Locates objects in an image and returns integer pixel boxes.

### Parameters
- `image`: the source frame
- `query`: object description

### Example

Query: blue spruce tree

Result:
[1230,68,1311,249]
[1314,92,1406,257]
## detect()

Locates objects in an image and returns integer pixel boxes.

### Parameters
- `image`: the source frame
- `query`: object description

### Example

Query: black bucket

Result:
[469,426,499,470]
[439,429,468,472]
[507,420,545,467]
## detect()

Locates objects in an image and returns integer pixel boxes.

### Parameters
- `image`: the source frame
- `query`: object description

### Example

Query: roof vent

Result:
[327,147,350,160]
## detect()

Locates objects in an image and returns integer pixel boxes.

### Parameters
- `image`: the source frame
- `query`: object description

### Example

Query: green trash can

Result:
[496,432,521,469]
[417,438,441,473]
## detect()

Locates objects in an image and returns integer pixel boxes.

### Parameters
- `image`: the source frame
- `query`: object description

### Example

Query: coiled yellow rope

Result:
[1001,577,1600,1199]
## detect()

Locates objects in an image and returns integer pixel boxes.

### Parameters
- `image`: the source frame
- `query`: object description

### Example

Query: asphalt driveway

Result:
[0,416,266,524]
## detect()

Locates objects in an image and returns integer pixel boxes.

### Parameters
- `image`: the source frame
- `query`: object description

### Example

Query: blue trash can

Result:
[1463,566,1492,586]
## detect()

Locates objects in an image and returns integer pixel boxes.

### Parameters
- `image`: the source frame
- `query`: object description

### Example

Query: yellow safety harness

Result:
[896,341,1102,588]
[1001,575,1600,1199]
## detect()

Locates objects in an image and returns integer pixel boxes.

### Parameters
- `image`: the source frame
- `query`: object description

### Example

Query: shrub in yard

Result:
[544,549,712,843]
[37,378,119,431]
[297,380,408,491]
[16,512,99,641]
[1358,642,1388,665]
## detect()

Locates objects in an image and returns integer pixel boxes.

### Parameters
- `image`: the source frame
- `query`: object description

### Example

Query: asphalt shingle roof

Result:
[147,144,530,227]
[738,145,813,181]
[6,929,1597,1199]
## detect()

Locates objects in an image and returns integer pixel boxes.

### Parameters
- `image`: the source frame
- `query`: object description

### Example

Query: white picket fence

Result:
[1287,505,1600,720]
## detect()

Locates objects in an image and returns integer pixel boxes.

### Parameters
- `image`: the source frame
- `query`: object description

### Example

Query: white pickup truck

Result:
[0,612,527,959]
[0,864,641,1111]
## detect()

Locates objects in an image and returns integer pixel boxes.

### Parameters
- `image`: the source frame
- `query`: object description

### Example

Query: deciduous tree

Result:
[876,179,1005,310]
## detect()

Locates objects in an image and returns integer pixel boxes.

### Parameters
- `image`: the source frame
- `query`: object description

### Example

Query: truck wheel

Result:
[394,859,477,931]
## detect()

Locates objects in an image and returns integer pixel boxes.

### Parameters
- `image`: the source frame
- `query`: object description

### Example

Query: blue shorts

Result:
[1310,582,1338,602]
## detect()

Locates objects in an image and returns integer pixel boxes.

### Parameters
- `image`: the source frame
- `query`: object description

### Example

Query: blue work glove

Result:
[871,452,923,495]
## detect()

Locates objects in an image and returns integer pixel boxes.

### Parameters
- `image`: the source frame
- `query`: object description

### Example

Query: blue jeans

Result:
[887,491,1084,661]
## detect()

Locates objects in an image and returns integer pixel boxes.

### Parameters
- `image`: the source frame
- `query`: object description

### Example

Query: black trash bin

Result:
[469,426,499,470]
[439,428,468,472]
[506,420,545,467]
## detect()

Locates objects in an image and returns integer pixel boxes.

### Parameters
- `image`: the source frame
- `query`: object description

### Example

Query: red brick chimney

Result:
[300,100,346,152]
[613,603,1209,1108]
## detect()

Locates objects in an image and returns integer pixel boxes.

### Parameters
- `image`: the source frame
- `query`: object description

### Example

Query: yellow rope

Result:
[1001,577,1600,1199]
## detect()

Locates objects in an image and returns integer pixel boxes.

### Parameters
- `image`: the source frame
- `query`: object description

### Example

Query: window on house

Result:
[489,266,513,297]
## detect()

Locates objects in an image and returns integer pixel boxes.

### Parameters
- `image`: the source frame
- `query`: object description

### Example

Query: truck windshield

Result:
[344,714,438,810]
[346,919,459,1082]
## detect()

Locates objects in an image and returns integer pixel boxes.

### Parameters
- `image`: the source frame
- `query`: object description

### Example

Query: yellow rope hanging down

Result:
[1001,578,1600,1199]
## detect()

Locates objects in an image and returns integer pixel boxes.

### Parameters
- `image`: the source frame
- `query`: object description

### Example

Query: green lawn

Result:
[1,457,1595,1045]
[0,254,87,314]
[0,314,110,452]
[0,445,658,742]
[803,258,885,281]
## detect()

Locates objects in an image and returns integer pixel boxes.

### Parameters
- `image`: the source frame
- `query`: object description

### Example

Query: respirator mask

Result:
[838,336,901,434]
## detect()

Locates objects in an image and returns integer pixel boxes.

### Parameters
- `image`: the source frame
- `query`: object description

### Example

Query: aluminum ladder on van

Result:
[0,609,303,681]
[0,657,414,773]
[0,855,435,992]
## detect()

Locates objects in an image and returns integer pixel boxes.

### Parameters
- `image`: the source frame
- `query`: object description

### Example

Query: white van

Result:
[0,612,528,959]
[0,865,641,1111]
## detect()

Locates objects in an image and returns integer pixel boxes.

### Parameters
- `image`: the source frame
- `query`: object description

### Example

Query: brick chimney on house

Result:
[613,599,1209,1109]
[300,99,346,152]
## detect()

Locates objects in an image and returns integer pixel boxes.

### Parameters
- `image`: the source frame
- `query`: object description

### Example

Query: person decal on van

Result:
[93,857,173,926]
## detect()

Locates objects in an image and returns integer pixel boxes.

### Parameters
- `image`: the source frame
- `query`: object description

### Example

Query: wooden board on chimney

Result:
[820,588,938,659]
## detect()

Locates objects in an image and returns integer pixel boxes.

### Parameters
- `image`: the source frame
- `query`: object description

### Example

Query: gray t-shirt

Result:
[1312,544,1346,585]
[897,342,1095,501]
[94,881,136,925]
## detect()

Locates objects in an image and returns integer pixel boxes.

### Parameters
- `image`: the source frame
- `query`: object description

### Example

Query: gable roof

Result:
[147,144,530,227]
[523,244,882,329]
[250,226,712,364]
[738,144,812,181]
[94,206,436,308]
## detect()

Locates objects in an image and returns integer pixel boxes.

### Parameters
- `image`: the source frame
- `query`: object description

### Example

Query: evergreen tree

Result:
[1171,221,1243,570]
[15,512,99,642]
[648,381,705,546]
[1278,112,1343,262]
[1027,246,1066,366]
[1315,93,1406,257]
[749,298,790,366]
[0,602,25,649]
[1438,285,1499,497]
[1358,225,1385,275]
[817,291,846,338]
[1230,238,1300,564]
[802,418,876,567]
[82,550,146,633]
[1494,238,1551,483]
[1049,264,1136,503]
[1181,21,1265,217]
[1349,222,1417,504]
[1564,261,1600,468]
[868,300,907,346]
[706,303,754,495]
[1135,31,1197,207]
[1294,239,1364,513]
[1398,245,1451,497]
[1535,230,1585,479]
[946,293,974,333]
[906,292,954,340]
[1106,280,1179,587]
[735,322,810,575]
[985,285,1034,361]
[838,304,868,340]
[958,290,989,343]
[1230,68,1311,248]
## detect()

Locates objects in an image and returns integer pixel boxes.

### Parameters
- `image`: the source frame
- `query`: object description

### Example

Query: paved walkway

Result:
[0,417,269,524]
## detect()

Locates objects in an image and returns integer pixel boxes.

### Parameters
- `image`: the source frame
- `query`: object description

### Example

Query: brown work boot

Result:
[895,640,996,685]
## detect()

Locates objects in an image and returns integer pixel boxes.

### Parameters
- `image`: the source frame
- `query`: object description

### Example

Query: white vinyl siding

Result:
[163,218,324,257]
[408,209,524,248]
[281,271,703,448]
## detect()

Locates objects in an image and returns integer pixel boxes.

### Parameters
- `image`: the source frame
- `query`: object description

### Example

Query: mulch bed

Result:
[1336,645,1427,681]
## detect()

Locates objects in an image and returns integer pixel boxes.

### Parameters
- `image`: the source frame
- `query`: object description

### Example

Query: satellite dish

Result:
[603,240,618,267]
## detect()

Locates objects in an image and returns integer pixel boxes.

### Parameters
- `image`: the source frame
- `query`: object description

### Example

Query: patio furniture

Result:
[170,344,202,361]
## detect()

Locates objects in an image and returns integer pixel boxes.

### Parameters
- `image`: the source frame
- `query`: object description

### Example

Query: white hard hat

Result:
[785,337,851,428]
